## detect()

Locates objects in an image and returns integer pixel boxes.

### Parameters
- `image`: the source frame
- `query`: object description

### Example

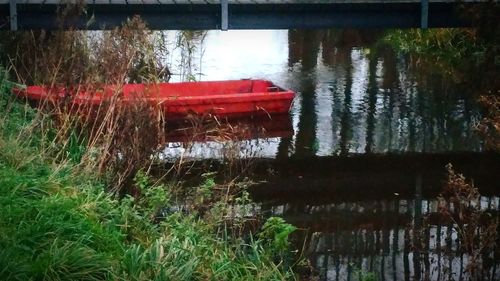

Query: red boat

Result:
[12,79,295,118]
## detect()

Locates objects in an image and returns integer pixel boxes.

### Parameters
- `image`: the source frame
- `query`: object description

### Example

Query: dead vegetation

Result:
[1,15,172,194]
[413,164,499,281]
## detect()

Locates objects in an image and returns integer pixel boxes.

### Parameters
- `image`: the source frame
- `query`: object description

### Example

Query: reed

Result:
[1,15,172,194]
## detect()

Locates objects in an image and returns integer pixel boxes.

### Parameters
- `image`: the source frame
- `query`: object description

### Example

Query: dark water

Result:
[163,29,499,280]
[250,153,500,281]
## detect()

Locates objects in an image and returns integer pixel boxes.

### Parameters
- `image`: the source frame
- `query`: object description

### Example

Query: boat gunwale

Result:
[13,79,295,103]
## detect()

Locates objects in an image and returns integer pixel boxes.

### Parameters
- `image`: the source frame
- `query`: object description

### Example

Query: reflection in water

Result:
[164,29,481,158]
[252,156,500,281]
[160,115,292,161]
[160,29,496,280]
[305,32,480,156]
[263,196,499,281]
[290,30,322,158]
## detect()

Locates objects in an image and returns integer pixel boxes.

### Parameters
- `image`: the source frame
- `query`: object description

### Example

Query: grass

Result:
[0,67,299,280]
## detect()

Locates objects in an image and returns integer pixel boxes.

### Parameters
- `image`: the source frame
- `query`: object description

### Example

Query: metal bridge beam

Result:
[9,0,16,31]
[421,0,429,29]
[0,2,474,30]
[221,0,228,31]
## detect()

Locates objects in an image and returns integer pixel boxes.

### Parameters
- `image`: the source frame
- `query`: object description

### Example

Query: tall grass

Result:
[0,2,303,278]
[1,16,173,193]
[383,1,499,91]
[0,67,299,280]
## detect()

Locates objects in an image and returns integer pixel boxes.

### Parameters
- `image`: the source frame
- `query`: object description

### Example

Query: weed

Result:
[437,164,498,280]
[0,16,173,194]
[0,69,300,280]
[258,217,297,262]
[0,102,299,281]
[411,164,499,281]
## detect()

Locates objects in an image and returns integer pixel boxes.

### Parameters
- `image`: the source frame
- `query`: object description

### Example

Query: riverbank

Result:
[0,71,299,280]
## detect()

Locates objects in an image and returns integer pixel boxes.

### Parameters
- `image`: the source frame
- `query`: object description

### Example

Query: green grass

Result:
[382,26,499,88]
[0,69,298,280]
[382,29,486,80]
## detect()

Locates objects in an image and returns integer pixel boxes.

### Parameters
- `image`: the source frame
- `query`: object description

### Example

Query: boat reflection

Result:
[161,114,293,160]
[165,114,293,143]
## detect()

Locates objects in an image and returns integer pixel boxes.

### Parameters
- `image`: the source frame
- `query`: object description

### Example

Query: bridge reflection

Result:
[255,179,499,281]
[249,152,500,280]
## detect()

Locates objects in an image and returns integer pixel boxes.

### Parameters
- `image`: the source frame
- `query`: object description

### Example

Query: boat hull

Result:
[12,80,295,119]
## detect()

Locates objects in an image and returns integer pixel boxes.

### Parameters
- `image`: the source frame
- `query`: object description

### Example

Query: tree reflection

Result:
[283,29,481,158]
[288,30,322,158]
[364,51,378,154]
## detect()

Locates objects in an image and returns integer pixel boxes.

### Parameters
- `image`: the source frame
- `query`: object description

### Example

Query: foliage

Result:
[135,171,169,213]
[0,18,170,85]
[383,8,500,151]
[383,28,485,82]
[258,217,297,259]
[0,7,302,279]
[197,172,216,203]
[0,16,173,194]
[383,2,500,91]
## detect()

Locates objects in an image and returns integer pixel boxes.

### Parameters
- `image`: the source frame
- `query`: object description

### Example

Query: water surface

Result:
[163,29,482,160]
[162,29,498,281]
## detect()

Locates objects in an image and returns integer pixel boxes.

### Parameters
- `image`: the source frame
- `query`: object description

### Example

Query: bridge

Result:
[0,0,490,31]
